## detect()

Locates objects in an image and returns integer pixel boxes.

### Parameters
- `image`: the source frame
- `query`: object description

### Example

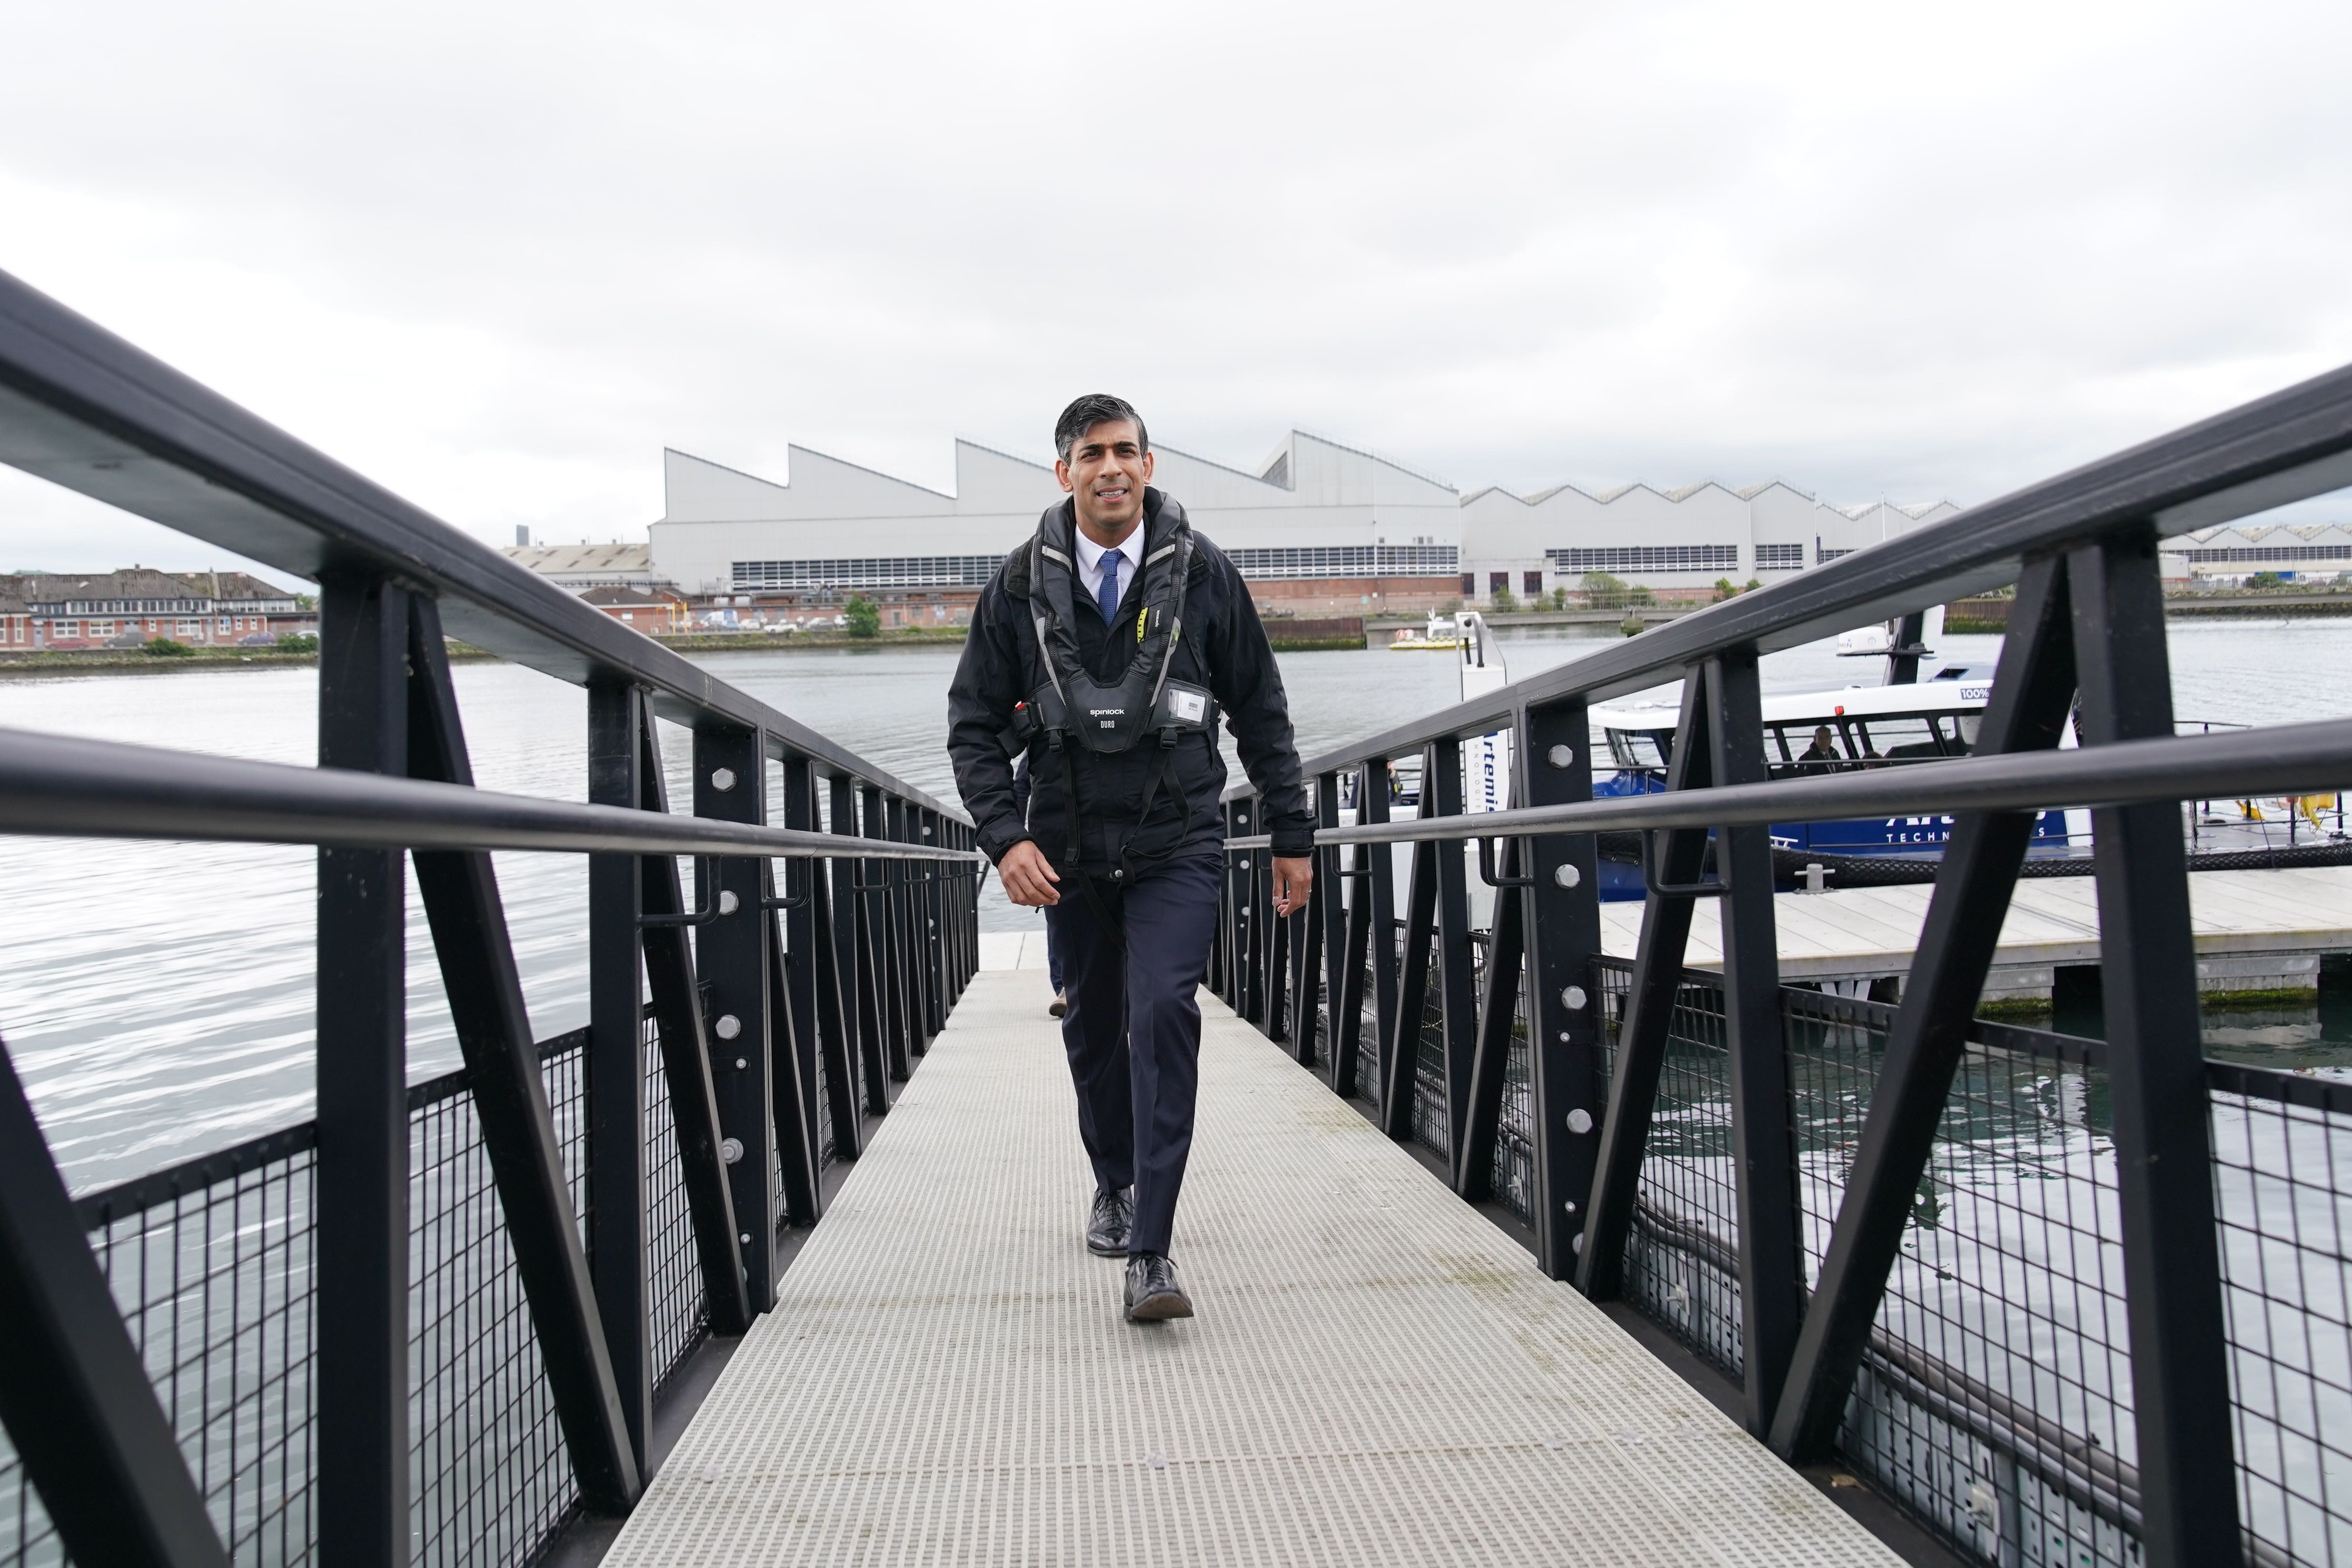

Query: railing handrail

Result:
[1219,714,2352,848]
[1224,360,2352,791]
[0,725,985,861]
[0,265,966,823]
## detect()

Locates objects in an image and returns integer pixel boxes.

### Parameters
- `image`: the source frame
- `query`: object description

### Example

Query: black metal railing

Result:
[0,266,983,1568]
[1213,354,2352,1568]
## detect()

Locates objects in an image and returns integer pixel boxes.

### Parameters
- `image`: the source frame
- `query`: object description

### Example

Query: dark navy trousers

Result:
[1042,847,1222,1257]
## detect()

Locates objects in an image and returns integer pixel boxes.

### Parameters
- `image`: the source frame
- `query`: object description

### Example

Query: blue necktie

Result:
[1097,552,1121,620]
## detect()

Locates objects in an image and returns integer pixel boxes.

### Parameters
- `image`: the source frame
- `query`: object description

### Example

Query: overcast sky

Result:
[3,0,2349,574]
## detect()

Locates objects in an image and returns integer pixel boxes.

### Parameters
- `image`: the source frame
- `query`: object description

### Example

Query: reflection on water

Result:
[2052,957,2352,1076]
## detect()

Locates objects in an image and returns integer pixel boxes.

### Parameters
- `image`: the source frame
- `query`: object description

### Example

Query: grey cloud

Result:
[1,0,2348,566]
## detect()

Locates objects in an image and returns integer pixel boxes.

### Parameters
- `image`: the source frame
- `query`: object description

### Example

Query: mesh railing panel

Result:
[2210,1069,2352,1568]
[1594,961,1743,1379]
[1591,960,2352,1568]
[1782,992,2135,1568]
[814,1021,837,1168]
[1409,929,1449,1158]
[1489,954,1535,1224]
[1,1012,726,1568]
[407,1044,587,1568]
[0,1131,322,1568]
[643,1020,708,1395]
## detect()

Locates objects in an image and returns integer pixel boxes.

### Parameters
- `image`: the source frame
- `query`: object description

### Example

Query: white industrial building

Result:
[648,432,1464,617]
[2161,523,2352,583]
[1460,481,1962,603]
[638,428,1982,617]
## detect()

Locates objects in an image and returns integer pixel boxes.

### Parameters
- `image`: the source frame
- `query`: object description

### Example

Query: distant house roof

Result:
[176,570,298,604]
[7,568,298,608]
[577,584,681,608]
[505,544,653,574]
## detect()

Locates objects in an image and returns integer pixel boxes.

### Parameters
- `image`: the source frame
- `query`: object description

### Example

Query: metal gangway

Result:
[6,262,2352,1568]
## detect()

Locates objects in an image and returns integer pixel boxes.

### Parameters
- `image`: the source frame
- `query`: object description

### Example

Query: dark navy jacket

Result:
[947,489,1316,871]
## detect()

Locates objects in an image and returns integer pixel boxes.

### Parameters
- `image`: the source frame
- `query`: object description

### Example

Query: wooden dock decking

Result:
[599,956,1899,1567]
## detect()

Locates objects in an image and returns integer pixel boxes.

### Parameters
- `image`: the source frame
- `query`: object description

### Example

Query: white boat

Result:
[1387,612,1462,652]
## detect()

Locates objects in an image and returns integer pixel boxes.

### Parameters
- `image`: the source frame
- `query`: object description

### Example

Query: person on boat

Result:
[1798,725,1844,772]
[947,393,1315,1324]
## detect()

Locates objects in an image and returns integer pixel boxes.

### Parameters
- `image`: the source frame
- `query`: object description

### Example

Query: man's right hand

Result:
[997,840,1061,906]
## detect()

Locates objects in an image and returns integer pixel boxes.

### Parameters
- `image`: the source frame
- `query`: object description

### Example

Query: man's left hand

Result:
[1271,855,1314,917]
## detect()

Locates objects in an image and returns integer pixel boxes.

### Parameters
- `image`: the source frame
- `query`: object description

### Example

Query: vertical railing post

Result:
[1382,752,1443,1141]
[587,679,651,1468]
[635,716,751,1338]
[2070,531,2244,1568]
[779,757,826,1166]
[1708,651,1804,1438]
[788,758,860,1159]
[887,798,930,1057]
[1455,830,1523,1202]
[1429,738,1477,1160]
[864,786,912,1081]
[1268,840,1293,1045]
[1236,798,1268,1025]
[694,725,778,1313]
[314,574,411,1568]
[763,855,822,1231]
[1315,769,1346,1076]
[919,809,947,1038]
[832,776,887,1112]
[1516,698,1607,1279]
[1331,767,1375,1103]
[1358,756,1399,1115]
[1229,804,1248,1017]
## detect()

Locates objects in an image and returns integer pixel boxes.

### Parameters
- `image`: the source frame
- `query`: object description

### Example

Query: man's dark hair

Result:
[1054,394,1149,462]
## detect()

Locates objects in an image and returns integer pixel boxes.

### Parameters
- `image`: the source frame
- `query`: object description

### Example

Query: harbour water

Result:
[3,617,2350,1187]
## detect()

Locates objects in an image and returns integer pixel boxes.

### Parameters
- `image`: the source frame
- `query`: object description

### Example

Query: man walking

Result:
[948,394,1315,1323]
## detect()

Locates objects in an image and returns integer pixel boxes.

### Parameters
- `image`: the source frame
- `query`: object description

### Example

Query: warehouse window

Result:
[1223,545,1458,580]
[2179,544,2352,563]
[1548,545,1739,574]
[732,556,1004,590]
[1756,543,1804,570]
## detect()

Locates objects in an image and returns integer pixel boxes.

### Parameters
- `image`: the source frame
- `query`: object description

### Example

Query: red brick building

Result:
[579,584,690,635]
[0,581,28,648]
[14,568,315,649]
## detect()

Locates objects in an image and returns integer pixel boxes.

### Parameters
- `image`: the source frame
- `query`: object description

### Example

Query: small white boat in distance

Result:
[1388,612,1462,651]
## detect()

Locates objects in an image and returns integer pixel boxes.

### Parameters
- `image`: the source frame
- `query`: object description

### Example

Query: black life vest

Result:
[999,493,1216,759]
[999,492,1218,921]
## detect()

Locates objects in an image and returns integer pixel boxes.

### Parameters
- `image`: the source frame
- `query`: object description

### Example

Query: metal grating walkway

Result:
[603,965,1900,1567]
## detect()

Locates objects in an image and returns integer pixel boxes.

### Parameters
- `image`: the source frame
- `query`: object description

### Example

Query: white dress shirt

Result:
[1071,520,1147,615]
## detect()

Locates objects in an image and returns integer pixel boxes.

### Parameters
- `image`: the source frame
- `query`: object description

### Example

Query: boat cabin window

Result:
[1606,729,1672,771]
[1764,710,1980,778]
[1852,714,1946,761]
[1771,724,1849,778]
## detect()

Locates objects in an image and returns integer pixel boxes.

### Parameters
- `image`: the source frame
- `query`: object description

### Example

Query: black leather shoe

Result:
[1085,1186,1133,1256]
[1124,1253,1194,1322]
